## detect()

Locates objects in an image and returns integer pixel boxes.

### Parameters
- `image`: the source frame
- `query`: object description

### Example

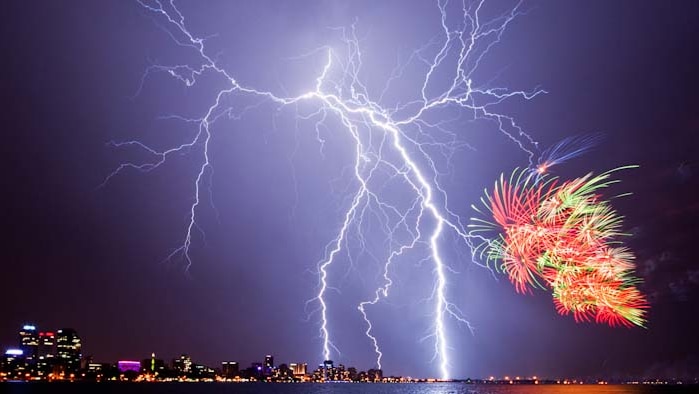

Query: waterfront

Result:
[0,383,696,394]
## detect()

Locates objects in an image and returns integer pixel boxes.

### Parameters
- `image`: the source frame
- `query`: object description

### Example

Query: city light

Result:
[1,0,692,387]
[117,361,141,373]
[0,322,692,384]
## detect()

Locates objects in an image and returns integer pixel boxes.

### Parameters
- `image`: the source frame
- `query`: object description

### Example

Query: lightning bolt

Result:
[107,0,545,380]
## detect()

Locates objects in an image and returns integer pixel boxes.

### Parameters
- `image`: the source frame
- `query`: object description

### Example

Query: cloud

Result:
[639,258,657,277]
[666,269,699,302]
[643,355,699,380]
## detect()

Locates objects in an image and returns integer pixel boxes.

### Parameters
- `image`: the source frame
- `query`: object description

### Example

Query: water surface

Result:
[1,382,693,394]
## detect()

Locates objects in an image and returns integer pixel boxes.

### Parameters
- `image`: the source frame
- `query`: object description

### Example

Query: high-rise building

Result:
[141,353,166,375]
[38,332,56,358]
[221,361,239,378]
[250,362,263,379]
[56,328,82,374]
[2,349,26,379]
[367,368,383,382]
[290,362,307,376]
[35,331,57,377]
[173,354,192,374]
[191,364,215,379]
[19,325,39,365]
[347,366,358,381]
[337,364,348,381]
[322,360,334,381]
[263,355,274,376]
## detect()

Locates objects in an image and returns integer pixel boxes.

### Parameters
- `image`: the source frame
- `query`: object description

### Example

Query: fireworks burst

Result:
[470,166,649,328]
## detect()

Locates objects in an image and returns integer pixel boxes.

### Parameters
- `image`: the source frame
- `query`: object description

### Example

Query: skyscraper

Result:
[173,354,192,374]
[141,352,166,375]
[2,349,26,379]
[323,359,333,369]
[56,328,81,375]
[290,362,307,376]
[323,360,334,381]
[35,331,57,377]
[221,361,239,378]
[264,355,274,376]
[19,325,39,365]
[38,331,56,358]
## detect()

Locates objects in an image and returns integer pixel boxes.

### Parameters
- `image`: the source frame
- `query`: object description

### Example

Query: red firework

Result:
[471,168,648,327]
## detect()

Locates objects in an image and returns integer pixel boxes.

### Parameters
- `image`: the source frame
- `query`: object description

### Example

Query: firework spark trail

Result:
[109,0,544,379]
[534,134,604,176]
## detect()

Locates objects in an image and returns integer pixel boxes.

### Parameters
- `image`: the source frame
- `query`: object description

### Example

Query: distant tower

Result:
[173,354,192,374]
[221,361,239,378]
[38,331,56,358]
[56,328,82,374]
[264,354,274,375]
[19,324,39,365]
[37,331,57,377]
[2,349,26,379]
[323,359,333,380]
[290,362,307,376]
[367,368,383,382]
[141,352,165,375]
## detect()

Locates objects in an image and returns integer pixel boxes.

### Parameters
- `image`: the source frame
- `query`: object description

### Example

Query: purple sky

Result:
[2,0,699,380]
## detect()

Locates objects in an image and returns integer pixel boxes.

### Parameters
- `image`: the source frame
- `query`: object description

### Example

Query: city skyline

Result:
[2,322,692,384]
[2,0,698,380]
[1,322,387,382]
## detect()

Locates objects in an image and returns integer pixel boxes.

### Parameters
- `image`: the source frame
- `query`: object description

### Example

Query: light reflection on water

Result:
[0,382,694,394]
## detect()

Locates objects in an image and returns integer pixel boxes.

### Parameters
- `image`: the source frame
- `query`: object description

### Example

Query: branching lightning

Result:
[108,0,546,379]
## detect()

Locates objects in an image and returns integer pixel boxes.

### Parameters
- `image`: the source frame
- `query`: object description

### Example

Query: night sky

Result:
[2,0,699,380]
